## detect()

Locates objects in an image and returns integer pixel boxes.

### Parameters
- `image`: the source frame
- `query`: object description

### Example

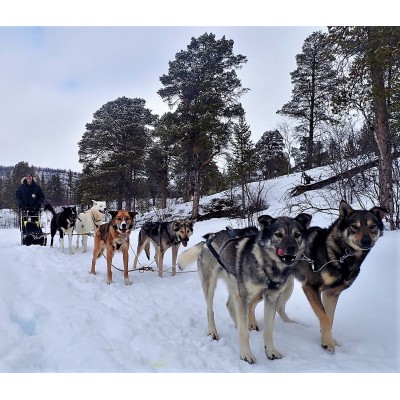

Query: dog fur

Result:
[90,210,137,285]
[273,200,387,353]
[44,203,77,254]
[133,220,194,277]
[75,200,107,252]
[178,213,312,364]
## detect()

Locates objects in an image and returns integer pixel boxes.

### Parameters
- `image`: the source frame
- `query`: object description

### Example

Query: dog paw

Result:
[248,322,259,331]
[321,335,336,353]
[240,352,256,364]
[124,279,133,286]
[322,343,336,353]
[208,332,220,341]
[265,347,283,360]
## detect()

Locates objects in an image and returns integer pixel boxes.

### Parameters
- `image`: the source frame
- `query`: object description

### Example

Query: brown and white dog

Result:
[90,210,137,285]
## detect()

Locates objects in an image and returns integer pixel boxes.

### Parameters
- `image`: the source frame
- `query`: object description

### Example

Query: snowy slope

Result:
[0,170,398,398]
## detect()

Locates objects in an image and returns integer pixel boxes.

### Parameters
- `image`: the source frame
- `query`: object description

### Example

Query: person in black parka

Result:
[16,172,45,211]
[16,172,46,245]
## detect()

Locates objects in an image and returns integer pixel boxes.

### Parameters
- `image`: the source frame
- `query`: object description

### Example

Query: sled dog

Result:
[275,200,387,353]
[133,220,194,277]
[178,213,312,364]
[90,210,137,285]
[75,200,107,252]
[44,203,77,254]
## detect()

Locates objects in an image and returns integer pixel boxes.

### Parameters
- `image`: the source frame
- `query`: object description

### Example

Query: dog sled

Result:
[19,208,47,246]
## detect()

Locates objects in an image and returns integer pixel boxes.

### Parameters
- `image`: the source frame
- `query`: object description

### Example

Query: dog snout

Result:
[360,236,372,249]
[283,244,297,256]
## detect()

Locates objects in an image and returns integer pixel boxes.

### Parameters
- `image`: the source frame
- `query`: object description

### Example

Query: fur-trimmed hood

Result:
[20,175,38,184]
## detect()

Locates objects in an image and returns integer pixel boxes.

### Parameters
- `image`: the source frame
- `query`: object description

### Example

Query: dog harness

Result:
[77,210,103,228]
[205,226,258,269]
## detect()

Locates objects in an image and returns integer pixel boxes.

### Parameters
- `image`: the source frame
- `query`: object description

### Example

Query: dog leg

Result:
[171,244,180,276]
[59,232,65,253]
[133,244,143,270]
[248,294,262,331]
[226,293,238,328]
[236,295,256,364]
[157,249,165,278]
[302,284,335,352]
[82,234,88,253]
[106,250,113,285]
[199,265,220,340]
[263,291,283,360]
[68,233,74,255]
[123,250,132,285]
[75,234,80,250]
[322,287,343,329]
[90,258,97,275]
[277,275,295,323]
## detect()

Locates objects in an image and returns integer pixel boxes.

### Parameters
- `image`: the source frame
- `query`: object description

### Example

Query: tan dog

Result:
[90,210,137,285]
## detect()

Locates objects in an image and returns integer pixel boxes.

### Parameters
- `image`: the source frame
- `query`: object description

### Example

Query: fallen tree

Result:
[289,159,378,197]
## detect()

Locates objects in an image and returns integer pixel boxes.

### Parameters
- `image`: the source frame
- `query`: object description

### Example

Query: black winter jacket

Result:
[15,177,45,210]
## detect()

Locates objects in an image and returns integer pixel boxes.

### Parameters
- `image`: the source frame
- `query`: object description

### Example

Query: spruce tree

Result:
[226,115,258,218]
[255,130,289,179]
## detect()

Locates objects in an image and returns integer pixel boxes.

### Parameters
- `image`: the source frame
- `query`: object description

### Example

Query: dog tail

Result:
[178,242,205,270]
[44,203,56,216]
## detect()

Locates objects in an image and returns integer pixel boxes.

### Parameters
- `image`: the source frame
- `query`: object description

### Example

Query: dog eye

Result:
[350,224,359,231]
[275,232,283,238]
[369,224,377,230]
[294,232,301,239]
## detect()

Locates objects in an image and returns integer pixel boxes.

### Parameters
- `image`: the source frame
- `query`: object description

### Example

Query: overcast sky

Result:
[1,25,326,172]
[3,0,385,173]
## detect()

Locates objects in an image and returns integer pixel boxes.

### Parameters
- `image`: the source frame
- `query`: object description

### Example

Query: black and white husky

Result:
[44,203,77,254]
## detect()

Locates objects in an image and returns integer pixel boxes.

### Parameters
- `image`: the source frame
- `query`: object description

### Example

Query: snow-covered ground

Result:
[0,171,398,397]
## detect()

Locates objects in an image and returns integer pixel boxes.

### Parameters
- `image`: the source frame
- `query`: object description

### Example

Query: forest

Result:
[1,27,399,229]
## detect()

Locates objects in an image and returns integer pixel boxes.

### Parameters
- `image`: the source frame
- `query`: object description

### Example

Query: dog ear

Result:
[129,211,138,219]
[295,213,312,229]
[187,220,194,229]
[339,200,354,219]
[258,215,276,228]
[173,222,181,231]
[109,211,118,220]
[369,206,388,221]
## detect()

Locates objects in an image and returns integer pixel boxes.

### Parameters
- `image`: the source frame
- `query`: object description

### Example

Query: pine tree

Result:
[78,97,158,209]
[277,31,339,169]
[158,32,248,219]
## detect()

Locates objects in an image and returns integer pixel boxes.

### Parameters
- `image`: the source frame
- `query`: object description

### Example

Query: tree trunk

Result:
[191,168,201,220]
[241,181,246,219]
[307,64,316,169]
[289,159,378,197]
[369,29,395,229]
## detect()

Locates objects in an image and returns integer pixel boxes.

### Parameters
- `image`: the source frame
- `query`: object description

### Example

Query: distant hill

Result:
[0,165,81,183]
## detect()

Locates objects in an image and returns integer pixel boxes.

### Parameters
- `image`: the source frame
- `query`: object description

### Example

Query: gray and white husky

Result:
[178,213,312,364]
